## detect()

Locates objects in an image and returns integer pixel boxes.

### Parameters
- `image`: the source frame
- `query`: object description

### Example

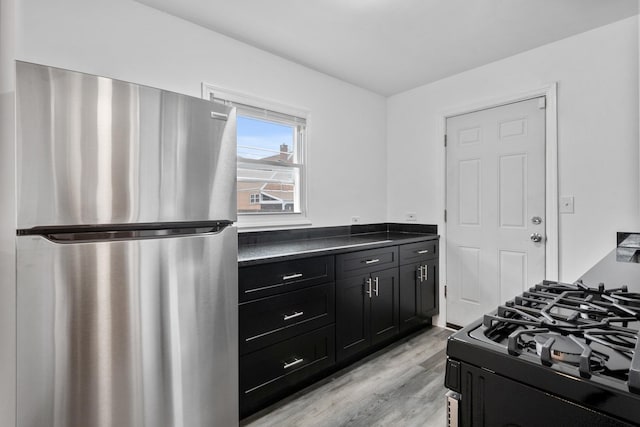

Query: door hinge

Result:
[444,134,447,147]
[444,285,447,298]
[444,209,447,222]
[538,97,546,109]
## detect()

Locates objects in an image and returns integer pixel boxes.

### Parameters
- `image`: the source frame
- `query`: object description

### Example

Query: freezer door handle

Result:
[19,221,233,243]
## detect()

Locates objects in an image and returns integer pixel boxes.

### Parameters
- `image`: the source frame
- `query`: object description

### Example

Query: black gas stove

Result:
[445,233,640,427]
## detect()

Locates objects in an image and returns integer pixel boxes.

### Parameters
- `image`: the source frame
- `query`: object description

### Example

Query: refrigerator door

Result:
[16,227,238,427]
[16,61,236,229]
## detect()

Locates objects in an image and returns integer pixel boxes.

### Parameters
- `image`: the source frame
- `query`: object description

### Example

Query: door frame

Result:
[440,84,559,325]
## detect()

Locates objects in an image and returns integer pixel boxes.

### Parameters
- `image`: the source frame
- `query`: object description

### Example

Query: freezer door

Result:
[16,227,238,427]
[16,61,236,229]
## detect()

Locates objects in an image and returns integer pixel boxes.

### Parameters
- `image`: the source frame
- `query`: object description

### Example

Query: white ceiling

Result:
[137,0,639,96]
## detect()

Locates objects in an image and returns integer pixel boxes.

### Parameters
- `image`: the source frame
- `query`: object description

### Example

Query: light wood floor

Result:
[242,326,452,427]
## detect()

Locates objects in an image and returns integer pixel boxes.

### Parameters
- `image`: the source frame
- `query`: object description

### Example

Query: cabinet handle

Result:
[373,277,379,296]
[418,265,424,282]
[366,278,372,298]
[283,311,304,321]
[283,358,304,369]
[282,273,303,281]
[422,265,428,281]
[417,249,430,254]
[364,258,380,265]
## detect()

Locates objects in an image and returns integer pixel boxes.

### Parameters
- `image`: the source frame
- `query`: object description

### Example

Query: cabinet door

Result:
[370,268,399,346]
[336,274,371,361]
[419,259,438,317]
[399,263,421,332]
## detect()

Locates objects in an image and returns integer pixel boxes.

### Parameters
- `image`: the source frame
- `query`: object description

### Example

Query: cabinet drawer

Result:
[399,240,438,265]
[239,256,335,302]
[239,283,335,354]
[240,325,335,415]
[336,246,398,278]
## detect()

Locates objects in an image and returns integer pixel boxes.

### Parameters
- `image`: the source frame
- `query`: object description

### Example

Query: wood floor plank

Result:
[242,326,452,427]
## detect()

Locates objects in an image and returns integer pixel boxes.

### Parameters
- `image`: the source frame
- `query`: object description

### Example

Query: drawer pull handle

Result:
[282,273,303,281]
[364,258,380,265]
[417,249,430,254]
[283,358,304,369]
[283,311,304,321]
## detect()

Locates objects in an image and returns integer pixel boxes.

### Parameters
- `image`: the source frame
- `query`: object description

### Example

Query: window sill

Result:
[237,215,312,232]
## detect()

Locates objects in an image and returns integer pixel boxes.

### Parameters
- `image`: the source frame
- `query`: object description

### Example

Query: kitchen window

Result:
[202,84,309,227]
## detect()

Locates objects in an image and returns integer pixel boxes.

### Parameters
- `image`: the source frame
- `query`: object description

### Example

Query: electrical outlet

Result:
[351,216,361,224]
[560,196,574,214]
[406,212,417,222]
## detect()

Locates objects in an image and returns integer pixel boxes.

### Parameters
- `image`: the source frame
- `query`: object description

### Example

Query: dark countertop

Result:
[238,223,439,266]
[580,232,640,291]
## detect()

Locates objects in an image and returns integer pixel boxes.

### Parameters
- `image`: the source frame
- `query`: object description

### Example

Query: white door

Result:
[446,97,546,327]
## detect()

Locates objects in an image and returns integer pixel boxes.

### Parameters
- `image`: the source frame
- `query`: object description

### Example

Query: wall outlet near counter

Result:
[351,216,361,224]
[405,212,417,222]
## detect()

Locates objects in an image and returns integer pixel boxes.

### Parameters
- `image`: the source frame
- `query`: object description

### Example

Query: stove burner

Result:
[534,333,583,365]
[479,279,640,393]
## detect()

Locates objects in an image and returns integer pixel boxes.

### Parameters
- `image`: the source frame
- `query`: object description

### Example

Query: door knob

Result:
[530,233,543,243]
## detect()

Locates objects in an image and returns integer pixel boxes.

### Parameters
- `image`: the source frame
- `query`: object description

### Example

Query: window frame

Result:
[201,83,310,229]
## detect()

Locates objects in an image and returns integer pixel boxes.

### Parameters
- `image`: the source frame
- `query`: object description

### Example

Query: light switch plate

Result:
[560,196,574,214]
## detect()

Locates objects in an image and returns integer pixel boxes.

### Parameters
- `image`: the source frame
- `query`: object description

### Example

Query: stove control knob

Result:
[530,233,543,243]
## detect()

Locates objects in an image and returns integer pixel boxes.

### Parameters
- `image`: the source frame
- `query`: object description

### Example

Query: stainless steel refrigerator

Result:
[15,61,238,427]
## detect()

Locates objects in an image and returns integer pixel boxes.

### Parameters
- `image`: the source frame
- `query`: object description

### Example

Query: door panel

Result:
[16,227,238,427]
[458,159,481,226]
[420,259,438,317]
[370,268,399,345]
[499,154,527,228]
[399,264,420,331]
[336,275,370,361]
[459,246,481,303]
[447,97,545,327]
[16,61,236,228]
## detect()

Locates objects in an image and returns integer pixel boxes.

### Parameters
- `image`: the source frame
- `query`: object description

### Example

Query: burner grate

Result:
[482,280,640,393]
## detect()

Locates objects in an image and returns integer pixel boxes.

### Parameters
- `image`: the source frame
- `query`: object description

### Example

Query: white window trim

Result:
[202,83,311,230]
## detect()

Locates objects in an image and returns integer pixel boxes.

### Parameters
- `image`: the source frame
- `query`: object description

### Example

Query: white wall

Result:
[15,0,388,229]
[387,16,640,326]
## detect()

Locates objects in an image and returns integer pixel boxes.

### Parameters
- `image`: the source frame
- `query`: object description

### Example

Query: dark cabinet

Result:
[239,235,439,418]
[239,256,336,417]
[336,247,399,362]
[399,241,439,332]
